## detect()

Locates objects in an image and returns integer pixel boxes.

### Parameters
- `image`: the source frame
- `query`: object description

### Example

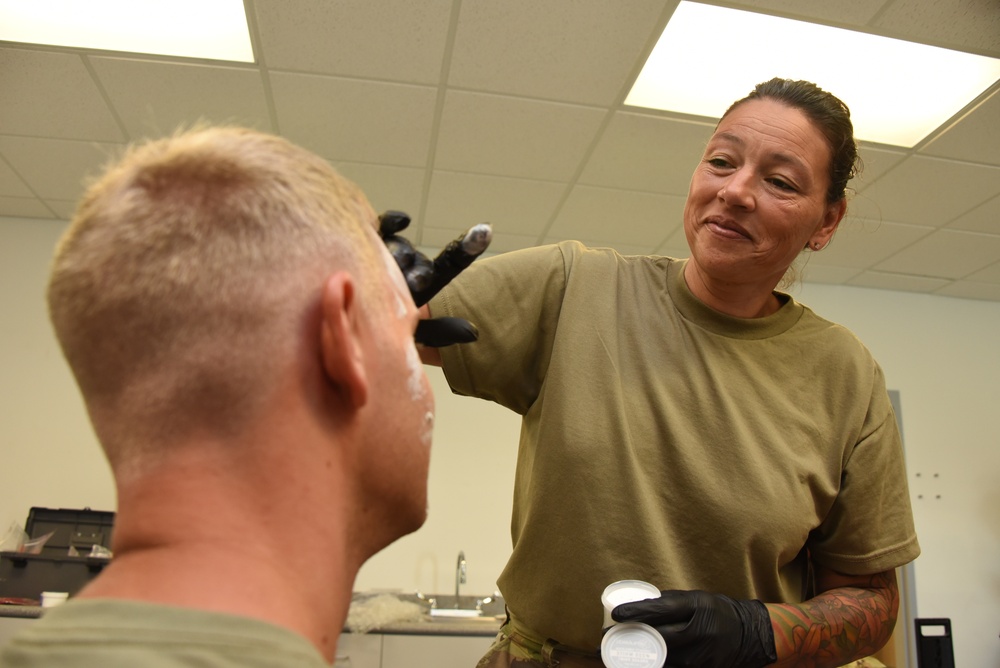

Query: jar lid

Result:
[601,622,667,668]
[601,580,660,629]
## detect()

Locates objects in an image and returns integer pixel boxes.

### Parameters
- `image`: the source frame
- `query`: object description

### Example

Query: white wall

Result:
[2,215,997,666]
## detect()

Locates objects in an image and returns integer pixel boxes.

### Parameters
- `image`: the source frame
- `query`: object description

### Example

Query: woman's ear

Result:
[319,272,369,411]
[810,198,848,250]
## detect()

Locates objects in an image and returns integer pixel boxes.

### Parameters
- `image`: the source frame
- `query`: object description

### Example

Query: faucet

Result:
[455,550,467,606]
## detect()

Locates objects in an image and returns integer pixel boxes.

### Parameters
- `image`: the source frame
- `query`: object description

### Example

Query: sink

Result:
[413,593,506,621]
[429,608,485,619]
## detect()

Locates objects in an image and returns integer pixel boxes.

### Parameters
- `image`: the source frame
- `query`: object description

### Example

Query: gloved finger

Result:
[411,223,493,307]
[415,317,479,347]
[378,210,411,238]
[384,234,417,271]
[612,590,696,624]
[381,231,436,296]
[403,250,435,296]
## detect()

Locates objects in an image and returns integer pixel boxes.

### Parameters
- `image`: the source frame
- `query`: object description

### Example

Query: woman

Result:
[420,79,919,668]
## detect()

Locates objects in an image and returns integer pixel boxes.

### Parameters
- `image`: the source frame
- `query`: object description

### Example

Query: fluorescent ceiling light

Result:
[0,0,253,63]
[626,1,1000,147]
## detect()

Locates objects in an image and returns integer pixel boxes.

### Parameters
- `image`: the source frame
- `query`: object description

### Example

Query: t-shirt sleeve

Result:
[808,362,920,574]
[429,242,571,415]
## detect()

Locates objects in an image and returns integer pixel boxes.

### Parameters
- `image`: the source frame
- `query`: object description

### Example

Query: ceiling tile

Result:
[41,200,78,220]
[813,218,933,269]
[726,0,887,25]
[871,0,1000,54]
[800,264,863,285]
[847,271,951,293]
[854,146,908,186]
[0,197,54,219]
[874,229,1000,279]
[934,280,1000,301]
[332,162,426,225]
[848,146,911,221]
[855,156,1000,226]
[434,91,607,180]
[448,0,670,105]
[270,73,438,167]
[89,57,273,140]
[0,48,124,142]
[548,185,684,247]
[425,171,565,239]
[948,193,1000,234]
[0,137,123,201]
[920,89,1000,164]
[0,158,34,198]
[579,112,713,195]
[656,225,690,256]
[254,0,453,84]
[963,260,1000,284]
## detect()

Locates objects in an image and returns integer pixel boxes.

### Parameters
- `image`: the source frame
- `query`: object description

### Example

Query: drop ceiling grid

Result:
[0,0,998,301]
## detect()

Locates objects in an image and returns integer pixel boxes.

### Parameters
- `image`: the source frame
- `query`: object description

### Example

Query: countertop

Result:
[0,604,503,637]
[0,605,40,619]
[358,616,502,637]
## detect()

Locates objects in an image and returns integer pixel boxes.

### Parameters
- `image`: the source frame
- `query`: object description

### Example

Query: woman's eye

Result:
[768,177,796,192]
[707,157,731,168]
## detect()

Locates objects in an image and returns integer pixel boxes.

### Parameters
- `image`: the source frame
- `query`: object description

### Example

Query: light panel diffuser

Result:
[625,2,1000,147]
[0,0,254,63]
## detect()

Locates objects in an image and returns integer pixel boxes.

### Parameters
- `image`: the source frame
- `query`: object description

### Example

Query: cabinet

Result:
[335,633,383,667]
[383,634,492,668]
[335,632,494,668]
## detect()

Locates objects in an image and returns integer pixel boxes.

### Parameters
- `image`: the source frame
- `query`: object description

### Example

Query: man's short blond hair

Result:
[48,126,383,460]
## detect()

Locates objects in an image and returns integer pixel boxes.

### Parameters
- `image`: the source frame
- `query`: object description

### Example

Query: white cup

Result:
[40,591,69,607]
[601,580,660,628]
[602,623,668,668]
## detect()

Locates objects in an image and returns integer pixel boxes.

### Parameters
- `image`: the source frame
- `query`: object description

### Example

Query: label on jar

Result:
[601,623,667,668]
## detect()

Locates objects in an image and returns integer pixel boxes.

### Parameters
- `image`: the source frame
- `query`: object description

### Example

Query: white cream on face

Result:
[379,241,435,444]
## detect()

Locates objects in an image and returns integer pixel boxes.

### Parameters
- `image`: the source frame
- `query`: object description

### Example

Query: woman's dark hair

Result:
[723,78,862,203]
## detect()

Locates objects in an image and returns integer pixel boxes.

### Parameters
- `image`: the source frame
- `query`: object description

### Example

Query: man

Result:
[1,126,435,667]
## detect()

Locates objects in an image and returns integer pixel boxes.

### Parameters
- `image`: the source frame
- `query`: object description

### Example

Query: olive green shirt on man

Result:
[0,599,331,667]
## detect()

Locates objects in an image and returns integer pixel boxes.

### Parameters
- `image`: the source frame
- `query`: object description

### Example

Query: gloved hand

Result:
[378,210,492,347]
[611,590,777,668]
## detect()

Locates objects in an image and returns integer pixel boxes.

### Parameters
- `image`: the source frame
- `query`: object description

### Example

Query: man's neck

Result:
[79,453,357,662]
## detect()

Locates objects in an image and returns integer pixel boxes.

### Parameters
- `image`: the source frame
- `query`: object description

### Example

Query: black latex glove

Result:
[612,590,777,668]
[378,210,492,347]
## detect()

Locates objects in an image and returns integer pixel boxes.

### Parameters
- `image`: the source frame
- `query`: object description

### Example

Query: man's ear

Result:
[319,272,369,411]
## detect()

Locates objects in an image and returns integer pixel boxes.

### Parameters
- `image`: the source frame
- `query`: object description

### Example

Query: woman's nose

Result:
[718,170,755,210]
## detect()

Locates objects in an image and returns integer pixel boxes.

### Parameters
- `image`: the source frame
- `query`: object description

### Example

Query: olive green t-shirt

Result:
[0,599,330,667]
[433,241,919,652]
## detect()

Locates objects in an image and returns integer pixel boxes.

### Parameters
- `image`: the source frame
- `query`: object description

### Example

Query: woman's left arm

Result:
[767,565,899,667]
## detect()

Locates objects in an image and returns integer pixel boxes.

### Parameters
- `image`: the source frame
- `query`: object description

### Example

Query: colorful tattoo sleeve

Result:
[766,568,899,668]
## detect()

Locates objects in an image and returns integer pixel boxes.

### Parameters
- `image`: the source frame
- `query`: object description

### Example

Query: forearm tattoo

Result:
[767,570,899,667]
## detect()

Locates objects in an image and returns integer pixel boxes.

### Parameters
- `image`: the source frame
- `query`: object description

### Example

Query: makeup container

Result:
[600,580,667,668]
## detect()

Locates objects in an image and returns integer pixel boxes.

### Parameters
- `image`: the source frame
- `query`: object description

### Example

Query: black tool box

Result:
[0,507,115,602]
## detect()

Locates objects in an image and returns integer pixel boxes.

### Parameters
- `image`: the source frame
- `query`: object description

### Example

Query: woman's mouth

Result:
[705,218,751,241]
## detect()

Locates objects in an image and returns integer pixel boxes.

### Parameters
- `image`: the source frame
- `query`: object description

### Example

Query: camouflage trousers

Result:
[475,618,604,668]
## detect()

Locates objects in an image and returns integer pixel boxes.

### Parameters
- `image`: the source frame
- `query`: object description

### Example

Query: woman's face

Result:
[683,98,846,292]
